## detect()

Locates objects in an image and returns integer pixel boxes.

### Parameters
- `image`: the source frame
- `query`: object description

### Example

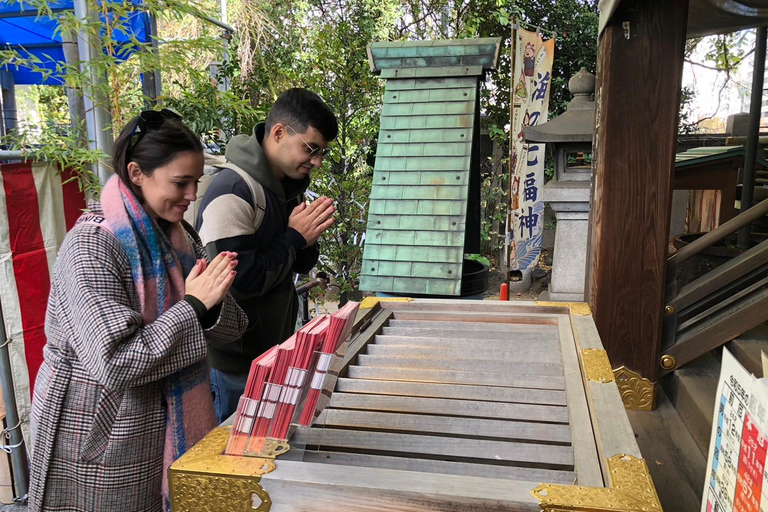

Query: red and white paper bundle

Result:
[299,301,360,426]
[268,315,329,440]
[225,345,277,456]
[226,301,361,456]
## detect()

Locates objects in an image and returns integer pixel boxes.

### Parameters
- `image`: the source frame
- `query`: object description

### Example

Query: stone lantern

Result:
[523,67,595,301]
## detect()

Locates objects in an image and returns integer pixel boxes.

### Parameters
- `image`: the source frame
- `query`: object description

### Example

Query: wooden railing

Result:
[660,198,768,372]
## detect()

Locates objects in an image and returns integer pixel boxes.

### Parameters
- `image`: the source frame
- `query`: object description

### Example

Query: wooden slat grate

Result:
[292,307,581,485]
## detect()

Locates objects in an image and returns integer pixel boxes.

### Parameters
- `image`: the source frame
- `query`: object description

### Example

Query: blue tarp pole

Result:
[61,32,87,144]
[149,13,161,100]
[1,72,17,136]
[73,0,113,184]
[140,12,161,106]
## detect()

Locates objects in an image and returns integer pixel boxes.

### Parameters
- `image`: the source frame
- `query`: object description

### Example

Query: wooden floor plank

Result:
[559,316,604,487]
[293,428,575,468]
[263,459,543,512]
[626,389,706,512]
[389,310,560,326]
[381,326,557,341]
[335,378,568,405]
[387,319,558,333]
[375,333,559,347]
[356,354,564,376]
[365,343,563,364]
[328,392,570,423]
[347,366,566,390]
[316,408,572,443]
[299,450,577,484]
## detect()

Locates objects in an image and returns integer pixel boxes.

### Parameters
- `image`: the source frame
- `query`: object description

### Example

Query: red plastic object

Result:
[499,283,509,301]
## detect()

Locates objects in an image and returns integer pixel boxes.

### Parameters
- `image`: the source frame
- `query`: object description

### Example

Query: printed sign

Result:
[508,28,555,272]
[702,349,768,512]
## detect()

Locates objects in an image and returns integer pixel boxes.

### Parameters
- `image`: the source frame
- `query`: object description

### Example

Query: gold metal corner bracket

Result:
[170,427,279,512]
[532,454,662,512]
[535,301,592,316]
[581,349,615,383]
[359,297,414,310]
[613,366,657,411]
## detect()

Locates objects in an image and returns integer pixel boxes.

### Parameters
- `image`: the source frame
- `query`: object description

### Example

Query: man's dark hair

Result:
[266,88,338,142]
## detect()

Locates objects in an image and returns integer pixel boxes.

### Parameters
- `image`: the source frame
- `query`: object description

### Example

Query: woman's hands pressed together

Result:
[185,251,238,310]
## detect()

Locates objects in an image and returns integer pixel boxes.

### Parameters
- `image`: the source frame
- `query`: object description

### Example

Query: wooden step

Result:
[292,428,575,470]
[335,378,568,406]
[627,388,706,512]
[726,322,768,377]
[661,352,720,459]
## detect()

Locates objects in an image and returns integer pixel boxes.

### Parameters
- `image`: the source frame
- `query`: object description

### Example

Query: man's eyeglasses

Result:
[126,108,183,164]
[285,125,331,158]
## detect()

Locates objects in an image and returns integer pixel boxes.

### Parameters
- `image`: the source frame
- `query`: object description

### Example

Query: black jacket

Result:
[196,123,319,373]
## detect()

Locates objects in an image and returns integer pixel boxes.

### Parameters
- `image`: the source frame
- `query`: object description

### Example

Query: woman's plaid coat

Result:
[28,209,248,512]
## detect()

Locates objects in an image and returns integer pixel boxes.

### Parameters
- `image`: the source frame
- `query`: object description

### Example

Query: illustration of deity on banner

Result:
[508,29,555,273]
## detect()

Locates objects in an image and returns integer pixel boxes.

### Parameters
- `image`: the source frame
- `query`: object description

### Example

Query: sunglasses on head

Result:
[126,108,183,165]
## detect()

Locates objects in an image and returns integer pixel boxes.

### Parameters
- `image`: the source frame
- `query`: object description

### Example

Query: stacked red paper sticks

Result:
[225,301,360,457]
[299,301,359,426]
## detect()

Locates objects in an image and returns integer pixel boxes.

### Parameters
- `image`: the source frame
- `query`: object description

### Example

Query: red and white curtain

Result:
[0,162,86,444]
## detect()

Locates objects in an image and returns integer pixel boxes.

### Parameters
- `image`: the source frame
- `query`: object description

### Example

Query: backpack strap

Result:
[214,162,267,231]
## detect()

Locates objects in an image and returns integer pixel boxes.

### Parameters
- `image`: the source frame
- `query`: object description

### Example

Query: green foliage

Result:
[465,253,491,267]
[682,29,759,132]
[3,0,603,286]
[395,0,599,267]
[3,123,105,196]
[679,85,697,135]
[1,0,232,190]
[163,64,265,152]
[293,0,399,294]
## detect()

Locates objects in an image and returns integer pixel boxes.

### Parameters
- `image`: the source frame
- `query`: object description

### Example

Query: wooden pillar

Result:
[586,0,689,383]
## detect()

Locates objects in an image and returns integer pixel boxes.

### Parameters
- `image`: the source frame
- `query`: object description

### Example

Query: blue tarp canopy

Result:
[0,0,148,85]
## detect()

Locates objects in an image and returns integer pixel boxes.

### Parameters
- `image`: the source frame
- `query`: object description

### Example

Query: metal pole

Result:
[61,32,87,144]
[0,300,28,499]
[218,30,232,93]
[194,12,234,33]
[506,20,517,279]
[150,13,162,100]
[73,0,114,185]
[0,72,18,135]
[738,25,767,249]
[141,12,162,106]
[0,77,5,139]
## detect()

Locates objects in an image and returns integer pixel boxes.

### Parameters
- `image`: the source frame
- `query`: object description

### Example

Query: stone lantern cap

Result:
[523,67,595,143]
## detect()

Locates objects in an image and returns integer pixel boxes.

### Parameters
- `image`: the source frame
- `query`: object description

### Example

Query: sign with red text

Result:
[702,349,768,512]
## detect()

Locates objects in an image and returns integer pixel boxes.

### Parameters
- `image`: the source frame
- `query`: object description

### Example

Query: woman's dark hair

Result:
[112,113,203,201]
[266,88,338,142]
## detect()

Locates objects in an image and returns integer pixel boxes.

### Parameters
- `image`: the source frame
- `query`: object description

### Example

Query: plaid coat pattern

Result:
[28,216,247,512]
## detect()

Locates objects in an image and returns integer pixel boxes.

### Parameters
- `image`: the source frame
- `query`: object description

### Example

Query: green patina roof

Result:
[367,38,501,73]
[675,145,768,168]
[359,38,501,297]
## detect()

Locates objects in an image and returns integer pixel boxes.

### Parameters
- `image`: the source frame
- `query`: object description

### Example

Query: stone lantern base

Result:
[539,181,590,302]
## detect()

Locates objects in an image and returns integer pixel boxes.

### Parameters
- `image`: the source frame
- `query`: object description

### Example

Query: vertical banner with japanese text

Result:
[509,29,554,272]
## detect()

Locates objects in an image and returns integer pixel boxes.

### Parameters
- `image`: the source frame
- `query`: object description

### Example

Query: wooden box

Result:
[170,300,660,512]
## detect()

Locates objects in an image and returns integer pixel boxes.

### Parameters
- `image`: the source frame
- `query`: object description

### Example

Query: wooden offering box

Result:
[170,299,661,512]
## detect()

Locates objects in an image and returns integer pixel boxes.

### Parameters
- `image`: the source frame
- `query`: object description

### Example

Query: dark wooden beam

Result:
[586,0,689,381]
